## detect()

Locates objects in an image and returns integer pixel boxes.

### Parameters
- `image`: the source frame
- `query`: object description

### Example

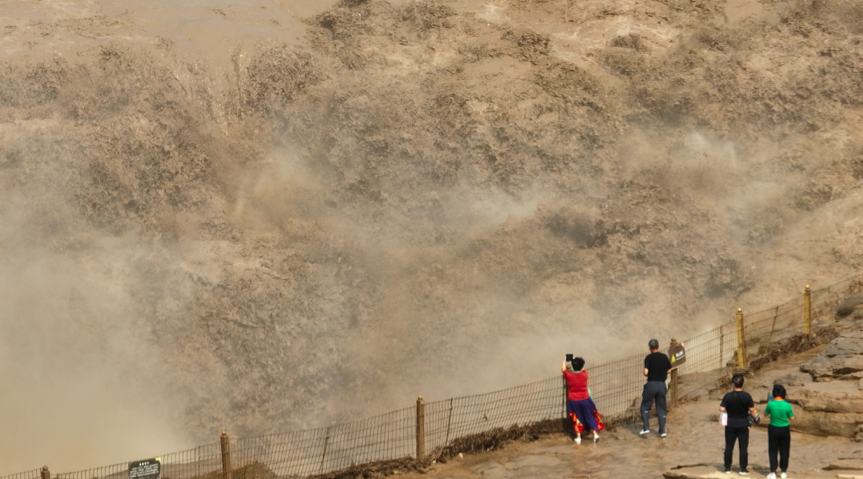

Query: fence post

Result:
[720,326,725,369]
[736,308,747,368]
[41,466,49,479]
[416,396,425,461]
[669,337,679,406]
[804,284,812,334]
[320,426,331,474]
[220,431,231,479]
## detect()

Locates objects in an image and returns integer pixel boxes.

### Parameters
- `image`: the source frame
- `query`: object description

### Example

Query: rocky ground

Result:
[1,0,863,473]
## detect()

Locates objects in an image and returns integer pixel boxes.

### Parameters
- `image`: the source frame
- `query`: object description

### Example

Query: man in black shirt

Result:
[720,374,758,475]
[640,339,672,437]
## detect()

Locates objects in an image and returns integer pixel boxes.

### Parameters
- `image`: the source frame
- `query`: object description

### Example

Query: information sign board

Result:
[669,344,686,368]
[129,458,161,479]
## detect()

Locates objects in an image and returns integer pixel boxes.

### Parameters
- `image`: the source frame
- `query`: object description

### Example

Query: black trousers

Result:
[640,381,668,433]
[768,425,790,472]
[724,426,749,471]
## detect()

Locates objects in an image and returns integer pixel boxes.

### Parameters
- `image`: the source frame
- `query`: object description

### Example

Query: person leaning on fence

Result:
[763,384,794,479]
[720,374,759,475]
[640,338,672,438]
[562,357,603,444]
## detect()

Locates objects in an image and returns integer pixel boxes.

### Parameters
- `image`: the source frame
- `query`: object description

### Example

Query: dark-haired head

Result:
[731,374,745,389]
[772,384,787,399]
[572,357,585,371]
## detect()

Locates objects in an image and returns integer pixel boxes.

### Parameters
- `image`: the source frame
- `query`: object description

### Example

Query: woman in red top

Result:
[562,357,602,443]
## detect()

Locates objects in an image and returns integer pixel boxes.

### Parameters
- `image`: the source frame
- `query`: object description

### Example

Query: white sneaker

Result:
[593,434,600,443]
[574,437,581,444]
[780,474,787,479]
[639,429,650,435]
[660,432,667,438]
[767,473,776,479]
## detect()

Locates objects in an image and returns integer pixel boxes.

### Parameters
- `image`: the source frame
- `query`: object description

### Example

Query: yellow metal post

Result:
[416,396,425,461]
[736,308,747,368]
[804,284,811,334]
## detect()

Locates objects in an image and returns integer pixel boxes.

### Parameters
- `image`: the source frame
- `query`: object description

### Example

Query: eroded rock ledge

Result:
[764,330,863,440]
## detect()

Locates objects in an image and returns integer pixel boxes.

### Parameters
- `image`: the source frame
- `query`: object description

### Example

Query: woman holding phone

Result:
[562,356,603,443]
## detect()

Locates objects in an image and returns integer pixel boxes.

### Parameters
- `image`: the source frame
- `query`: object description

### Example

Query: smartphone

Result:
[566,354,573,362]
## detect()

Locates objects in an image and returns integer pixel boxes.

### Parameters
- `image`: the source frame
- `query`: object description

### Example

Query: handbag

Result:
[749,411,761,426]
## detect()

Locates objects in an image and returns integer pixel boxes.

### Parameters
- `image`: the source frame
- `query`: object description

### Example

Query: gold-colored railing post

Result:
[416,396,425,461]
[669,337,679,406]
[736,308,747,368]
[804,284,812,334]
[220,431,232,479]
[41,466,50,479]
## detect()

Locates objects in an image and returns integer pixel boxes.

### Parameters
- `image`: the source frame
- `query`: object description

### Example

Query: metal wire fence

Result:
[424,375,565,451]
[50,444,224,479]
[231,407,416,477]
[3,470,42,479]
[6,274,863,479]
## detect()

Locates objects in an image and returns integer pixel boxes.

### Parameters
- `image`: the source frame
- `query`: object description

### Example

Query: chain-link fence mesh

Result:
[424,375,565,455]
[231,407,416,477]
[587,354,643,419]
[6,274,862,479]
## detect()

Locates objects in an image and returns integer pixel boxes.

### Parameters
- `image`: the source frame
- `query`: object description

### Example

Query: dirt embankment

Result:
[1,0,863,472]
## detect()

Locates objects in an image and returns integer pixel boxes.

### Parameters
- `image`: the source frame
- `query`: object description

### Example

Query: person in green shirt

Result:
[763,384,794,479]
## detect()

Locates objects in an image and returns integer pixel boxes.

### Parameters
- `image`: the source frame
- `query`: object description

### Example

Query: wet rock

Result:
[788,409,863,438]
[794,389,863,414]
[822,332,863,357]
[825,459,863,470]
[801,332,863,380]
[773,371,812,387]
[836,294,863,318]
[661,465,731,478]
[800,355,863,380]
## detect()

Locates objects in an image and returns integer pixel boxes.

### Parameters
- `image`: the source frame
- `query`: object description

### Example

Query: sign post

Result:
[668,338,686,406]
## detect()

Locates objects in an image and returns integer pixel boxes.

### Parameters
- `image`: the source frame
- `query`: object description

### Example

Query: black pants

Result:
[640,381,667,433]
[724,426,749,471]
[768,425,790,472]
